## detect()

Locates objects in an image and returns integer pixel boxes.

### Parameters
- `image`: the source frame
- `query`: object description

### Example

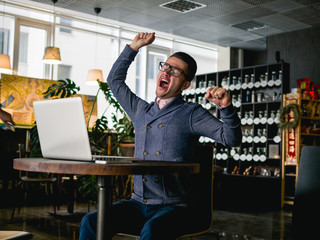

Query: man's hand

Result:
[205,86,231,108]
[0,108,15,130]
[130,32,155,51]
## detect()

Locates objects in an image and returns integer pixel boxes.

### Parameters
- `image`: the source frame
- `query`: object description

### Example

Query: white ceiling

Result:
[28,0,320,50]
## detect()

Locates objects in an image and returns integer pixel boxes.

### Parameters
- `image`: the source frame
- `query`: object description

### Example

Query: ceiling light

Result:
[231,20,269,31]
[86,7,103,85]
[87,69,103,85]
[43,46,61,64]
[43,0,62,64]
[0,53,12,74]
[160,0,206,13]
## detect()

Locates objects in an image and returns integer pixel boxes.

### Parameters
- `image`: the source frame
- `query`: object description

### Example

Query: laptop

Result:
[33,97,138,164]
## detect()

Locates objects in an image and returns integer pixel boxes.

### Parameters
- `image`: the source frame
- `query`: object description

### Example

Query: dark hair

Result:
[170,52,197,81]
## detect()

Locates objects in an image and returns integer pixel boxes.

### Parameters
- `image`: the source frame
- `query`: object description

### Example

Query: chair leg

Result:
[12,181,23,219]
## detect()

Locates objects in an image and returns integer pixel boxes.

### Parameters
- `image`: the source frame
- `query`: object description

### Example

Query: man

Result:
[80,32,242,240]
[0,108,14,130]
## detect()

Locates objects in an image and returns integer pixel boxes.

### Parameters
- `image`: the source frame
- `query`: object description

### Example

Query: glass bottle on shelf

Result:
[205,102,212,110]
[247,128,253,143]
[232,95,237,105]
[215,150,222,160]
[254,129,261,143]
[275,70,282,86]
[260,74,267,87]
[230,147,236,157]
[242,129,247,143]
[272,92,278,101]
[251,90,255,103]
[267,110,276,125]
[245,90,251,103]
[221,77,228,89]
[260,110,267,124]
[226,77,230,90]
[229,76,236,91]
[208,79,214,88]
[200,80,207,93]
[260,128,267,143]
[248,74,254,89]
[257,92,263,102]
[253,147,260,162]
[240,148,247,161]
[247,111,254,125]
[273,128,281,143]
[259,147,267,162]
[222,148,228,160]
[233,94,241,108]
[254,110,263,125]
[236,77,241,90]
[233,147,240,161]
[242,75,248,89]
[268,71,276,87]
[241,111,248,125]
[246,147,253,161]
[253,74,260,88]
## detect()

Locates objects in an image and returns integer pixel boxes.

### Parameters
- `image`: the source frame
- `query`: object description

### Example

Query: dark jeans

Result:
[79,199,197,240]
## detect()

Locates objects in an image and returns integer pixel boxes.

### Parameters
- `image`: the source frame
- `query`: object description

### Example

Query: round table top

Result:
[13,158,200,176]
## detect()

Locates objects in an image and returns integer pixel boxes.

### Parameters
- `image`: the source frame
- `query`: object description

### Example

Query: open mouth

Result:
[159,78,169,88]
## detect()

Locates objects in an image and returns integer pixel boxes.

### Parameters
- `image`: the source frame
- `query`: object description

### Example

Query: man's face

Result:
[155,56,191,99]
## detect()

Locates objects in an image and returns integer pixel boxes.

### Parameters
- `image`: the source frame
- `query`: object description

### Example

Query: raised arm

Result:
[107,32,156,121]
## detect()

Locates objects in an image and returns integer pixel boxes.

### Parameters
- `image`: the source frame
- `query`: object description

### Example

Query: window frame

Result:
[13,17,52,78]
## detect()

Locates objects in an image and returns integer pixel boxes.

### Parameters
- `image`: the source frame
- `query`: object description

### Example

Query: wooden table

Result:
[13,158,199,240]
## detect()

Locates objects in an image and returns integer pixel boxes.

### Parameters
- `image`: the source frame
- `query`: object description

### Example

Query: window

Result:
[59,18,72,34]
[0,29,9,54]
[0,15,14,65]
[16,21,50,79]
[58,64,72,80]
[19,32,28,63]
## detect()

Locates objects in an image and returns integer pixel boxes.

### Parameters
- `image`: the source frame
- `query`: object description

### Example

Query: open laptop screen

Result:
[33,97,93,161]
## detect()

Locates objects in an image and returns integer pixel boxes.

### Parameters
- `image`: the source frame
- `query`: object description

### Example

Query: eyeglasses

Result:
[158,62,186,78]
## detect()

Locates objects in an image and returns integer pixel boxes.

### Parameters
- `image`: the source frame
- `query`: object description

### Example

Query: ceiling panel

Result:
[27,0,320,50]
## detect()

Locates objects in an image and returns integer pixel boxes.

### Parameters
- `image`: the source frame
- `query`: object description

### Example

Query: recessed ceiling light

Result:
[231,20,269,31]
[160,0,206,13]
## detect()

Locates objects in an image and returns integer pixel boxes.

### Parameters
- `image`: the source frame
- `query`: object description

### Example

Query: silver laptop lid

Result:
[33,97,93,161]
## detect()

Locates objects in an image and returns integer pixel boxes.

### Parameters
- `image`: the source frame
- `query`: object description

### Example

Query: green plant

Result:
[42,78,80,99]
[88,81,134,155]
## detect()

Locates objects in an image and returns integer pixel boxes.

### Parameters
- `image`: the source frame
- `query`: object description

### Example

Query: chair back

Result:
[292,146,320,239]
[177,144,214,239]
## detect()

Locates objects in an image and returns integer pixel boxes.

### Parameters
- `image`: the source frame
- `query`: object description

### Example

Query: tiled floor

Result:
[0,202,293,240]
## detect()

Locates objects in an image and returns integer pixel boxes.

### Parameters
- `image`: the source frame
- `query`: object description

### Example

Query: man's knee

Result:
[80,211,97,228]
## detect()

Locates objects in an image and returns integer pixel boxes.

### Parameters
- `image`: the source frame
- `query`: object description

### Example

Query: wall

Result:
[217,46,231,71]
[243,49,267,67]
[267,27,320,89]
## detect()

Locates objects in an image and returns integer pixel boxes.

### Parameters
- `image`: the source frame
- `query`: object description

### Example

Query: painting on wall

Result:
[0,74,97,128]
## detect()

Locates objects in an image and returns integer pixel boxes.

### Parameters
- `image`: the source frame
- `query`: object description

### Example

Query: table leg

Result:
[97,175,113,240]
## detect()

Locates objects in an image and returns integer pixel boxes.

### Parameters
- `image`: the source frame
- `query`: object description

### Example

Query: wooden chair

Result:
[0,231,33,240]
[292,146,320,240]
[117,145,214,239]
[11,144,58,219]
